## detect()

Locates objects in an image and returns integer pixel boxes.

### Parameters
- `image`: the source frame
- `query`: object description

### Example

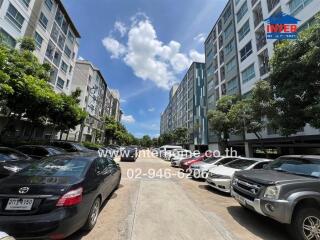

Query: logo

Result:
[18,187,29,194]
[264,12,300,40]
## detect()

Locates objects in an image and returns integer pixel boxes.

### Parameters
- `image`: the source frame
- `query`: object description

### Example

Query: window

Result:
[235,0,241,5]
[242,64,255,83]
[218,19,222,33]
[237,2,248,23]
[227,77,238,94]
[55,9,63,26]
[6,4,25,30]
[219,51,224,64]
[53,50,62,66]
[289,0,313,15]
[225,39,234,55]
[226,57,236,73]
[46,41,55,59]
[20,0,30,7]
[0,28,16,47]
[223,5,232,22]
[69,65,73,74]
[34,32,43,49]
[56,77,64,89]
[57,34,65,49]
[240,41,253,62]
[39,12,48,29]
[66,79,70,88]
[219,35,223,48]
[51,23,59,42]
[224,22,233,39]
[61,61,68,73]
[45,0,53,11]
[238,20,250,42]
[61,19,68,35]
[67,31,75,43]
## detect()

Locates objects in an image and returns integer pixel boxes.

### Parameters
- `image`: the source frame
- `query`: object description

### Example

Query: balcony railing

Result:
[251,0,259,7]
[256,37,267,51]
[259,64,269,76]
[254,12,263,27]
[267,0,280,12]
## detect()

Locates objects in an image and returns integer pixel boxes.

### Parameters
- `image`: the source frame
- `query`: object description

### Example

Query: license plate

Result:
[5,198,34,211]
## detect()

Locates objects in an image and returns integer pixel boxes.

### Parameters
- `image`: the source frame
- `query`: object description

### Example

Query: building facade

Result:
[204,0,320,155]
[160,62,207,150]
[69,60,121,144]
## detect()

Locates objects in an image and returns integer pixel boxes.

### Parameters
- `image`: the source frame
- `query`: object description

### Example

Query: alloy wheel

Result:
[90,200,100,226]
[303,216,320,240]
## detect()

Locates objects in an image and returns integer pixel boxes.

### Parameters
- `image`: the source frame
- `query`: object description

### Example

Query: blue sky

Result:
[63,0,228,138]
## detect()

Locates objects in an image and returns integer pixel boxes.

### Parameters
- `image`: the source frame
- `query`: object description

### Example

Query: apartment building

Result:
[205,0,242,151]
[69,60,121,144]
[0,0,80,95]
[160,62,207,150]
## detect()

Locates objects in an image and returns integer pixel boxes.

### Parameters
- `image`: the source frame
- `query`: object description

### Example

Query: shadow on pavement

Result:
[227,206,290,240]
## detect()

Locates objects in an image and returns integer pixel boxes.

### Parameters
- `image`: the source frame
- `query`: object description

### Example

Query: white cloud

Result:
[120,98,127,103]
[102,37,126,59]
[194,33,206,44]
[148,107,155,112]
[189,50,205,63]
[121,114,135,124]
[114,21,127,37]
[102,14,205,90]
[78,56,84,60]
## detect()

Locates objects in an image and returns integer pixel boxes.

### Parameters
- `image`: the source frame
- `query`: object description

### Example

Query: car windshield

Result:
[47,147,65,155]
[17,158,90,178]
[203,157,220,164]
[265,157,320,178]
[225,159,257,170]
[73,143,90,152]
[0,149,28,161]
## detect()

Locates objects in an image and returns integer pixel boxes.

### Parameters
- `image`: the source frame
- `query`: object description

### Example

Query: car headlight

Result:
[3,165,22,173]
[264,186,280,200]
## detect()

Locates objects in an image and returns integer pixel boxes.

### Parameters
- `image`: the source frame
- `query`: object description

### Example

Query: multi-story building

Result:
[69,60,121,144]
[160,62,207,150]
[233,0,320,156]
[203,0,320,155]
[0,0,80,141]
[205,0,242,151]
[0,0,80,94]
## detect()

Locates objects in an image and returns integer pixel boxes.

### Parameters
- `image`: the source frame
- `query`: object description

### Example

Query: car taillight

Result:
[56,187,83,207]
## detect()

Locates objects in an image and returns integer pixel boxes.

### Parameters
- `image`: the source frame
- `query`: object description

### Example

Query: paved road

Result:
[68,150,290,240]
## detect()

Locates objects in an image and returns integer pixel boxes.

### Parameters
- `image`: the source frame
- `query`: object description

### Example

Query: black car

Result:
[50,141,92,153]
[120,147,138,162]
[0,147,33,178]
[0,153,121,239]
[16,145,66,160]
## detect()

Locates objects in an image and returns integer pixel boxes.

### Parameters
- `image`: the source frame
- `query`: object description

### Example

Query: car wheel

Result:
[83,197,101,231]
[290,207,320,240]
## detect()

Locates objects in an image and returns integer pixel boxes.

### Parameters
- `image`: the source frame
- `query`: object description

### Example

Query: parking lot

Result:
[68,150,290,240]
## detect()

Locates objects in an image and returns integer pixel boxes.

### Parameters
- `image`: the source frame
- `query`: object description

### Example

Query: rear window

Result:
[17,158,90,178]
[203,157,220,164]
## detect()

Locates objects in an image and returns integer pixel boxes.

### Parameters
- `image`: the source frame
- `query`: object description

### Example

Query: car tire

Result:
[83,197,101,231]
[290,207,320,240]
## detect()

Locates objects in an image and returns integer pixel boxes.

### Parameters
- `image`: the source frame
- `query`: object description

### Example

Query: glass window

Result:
[226,57,236,73]
[225,39,234,55]
[240,41,253,62]
[242,63,255,83]
[56,77,64,89]
[238,20,250,42]
[55,9,63,26]
[0,148,28,161]
[20,0,30,7]
[57,34,65,49]
[6,4,25,30]
[61,19,68,35]
[60,61,68,73]
[45,40,55,60]
[289,0,313,15]
[64,45,71,58]
[235,0,241,5]
[224,22,233,39]
[51,23,59,43]
[225,159,257,169]
[45,0,53,11]
[0,28,16,47]
[67,31,75,43]
[53,50,62,66]
[237,1,248,23]
[223,5,232,22]
[34,32,43,49]
[227,77,238,94]
[39,12,48,29]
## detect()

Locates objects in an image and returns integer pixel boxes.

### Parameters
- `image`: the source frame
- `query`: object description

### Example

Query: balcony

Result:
[251,0,259,7]
[253,3,263,28]
[255,26,267,51]
[267,0,280,12]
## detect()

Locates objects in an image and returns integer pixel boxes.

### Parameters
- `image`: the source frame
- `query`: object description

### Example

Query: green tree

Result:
[173,127,188,145]
[140,135,152,148]
[269,14,320,136]
[207,95,238,153]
